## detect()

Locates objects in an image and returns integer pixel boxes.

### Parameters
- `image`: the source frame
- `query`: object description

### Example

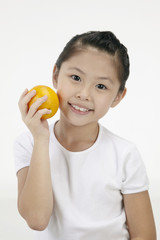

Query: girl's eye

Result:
[71,75,81,81]
[96,84,107,90]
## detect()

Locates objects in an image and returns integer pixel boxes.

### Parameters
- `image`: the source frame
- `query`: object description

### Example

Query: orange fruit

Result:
[28,85,59,119]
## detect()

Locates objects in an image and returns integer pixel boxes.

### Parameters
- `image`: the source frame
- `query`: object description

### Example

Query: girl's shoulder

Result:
[100,124,136,151]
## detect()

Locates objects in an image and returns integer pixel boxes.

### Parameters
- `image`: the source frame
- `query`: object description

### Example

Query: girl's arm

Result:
[123,191,156,240]
[17,139,53,231]
[17,89,53,231]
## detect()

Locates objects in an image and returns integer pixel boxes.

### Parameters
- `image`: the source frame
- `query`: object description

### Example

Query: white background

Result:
[0,0,159,239]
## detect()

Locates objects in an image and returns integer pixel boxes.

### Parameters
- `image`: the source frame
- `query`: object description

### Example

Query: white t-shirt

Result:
[14,122,149,240]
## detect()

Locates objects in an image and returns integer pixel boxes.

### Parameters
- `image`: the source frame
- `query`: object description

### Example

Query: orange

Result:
[28,85,59,119]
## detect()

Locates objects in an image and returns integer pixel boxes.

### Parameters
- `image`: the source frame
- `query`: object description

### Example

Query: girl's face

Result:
[53,47,126,127]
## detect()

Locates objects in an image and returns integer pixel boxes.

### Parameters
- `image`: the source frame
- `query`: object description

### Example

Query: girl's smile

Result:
[67,99,95,120]
[68,102,94,115]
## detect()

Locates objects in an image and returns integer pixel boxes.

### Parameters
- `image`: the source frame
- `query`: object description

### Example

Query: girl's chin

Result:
[63,115,98,128]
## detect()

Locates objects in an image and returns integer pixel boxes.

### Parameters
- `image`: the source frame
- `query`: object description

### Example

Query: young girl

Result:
[14,31,156,240]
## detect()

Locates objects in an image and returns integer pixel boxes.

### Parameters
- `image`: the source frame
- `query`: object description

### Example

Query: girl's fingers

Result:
[33,108,52,121]
[23,89,37,105]
[25,108,51,126]
[18,88,28,102]
[18,89,50,124]
[18,89,36,118]
[27,95,48,119]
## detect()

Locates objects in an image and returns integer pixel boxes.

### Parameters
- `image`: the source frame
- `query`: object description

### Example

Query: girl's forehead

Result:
[63,47,116,67]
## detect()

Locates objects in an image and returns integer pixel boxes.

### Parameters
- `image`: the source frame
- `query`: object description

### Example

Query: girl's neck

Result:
[54,117,99,151]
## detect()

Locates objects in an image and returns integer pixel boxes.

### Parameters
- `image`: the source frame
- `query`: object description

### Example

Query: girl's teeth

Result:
[72,104,89,112]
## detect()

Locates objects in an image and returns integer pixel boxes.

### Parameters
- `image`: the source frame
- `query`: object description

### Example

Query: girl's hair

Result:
[56,31,130,92]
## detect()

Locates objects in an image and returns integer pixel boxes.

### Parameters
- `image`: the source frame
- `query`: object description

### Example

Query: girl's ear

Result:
[111,88,127,108]
[52,64,59,89]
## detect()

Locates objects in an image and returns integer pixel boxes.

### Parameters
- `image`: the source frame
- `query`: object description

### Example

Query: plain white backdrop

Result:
[0,0,160,239]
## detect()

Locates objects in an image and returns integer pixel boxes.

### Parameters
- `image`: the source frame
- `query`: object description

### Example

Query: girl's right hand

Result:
[18,88,51,140]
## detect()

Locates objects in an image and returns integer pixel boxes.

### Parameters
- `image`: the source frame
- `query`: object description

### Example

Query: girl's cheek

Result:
[57,88,70,106]
[57,90,64,103]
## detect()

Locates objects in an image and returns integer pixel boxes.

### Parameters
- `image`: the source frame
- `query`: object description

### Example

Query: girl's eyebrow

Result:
[68,67,114,84]
[68,67,85,75]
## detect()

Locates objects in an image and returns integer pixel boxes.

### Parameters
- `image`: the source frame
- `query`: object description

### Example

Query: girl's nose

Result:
[76,85,91,101]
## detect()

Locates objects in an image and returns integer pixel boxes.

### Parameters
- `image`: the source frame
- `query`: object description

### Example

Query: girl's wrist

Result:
[33,135,50,145]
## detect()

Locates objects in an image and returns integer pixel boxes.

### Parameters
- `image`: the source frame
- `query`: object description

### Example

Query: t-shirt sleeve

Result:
[121,144,149,194]
[13,131,33,174]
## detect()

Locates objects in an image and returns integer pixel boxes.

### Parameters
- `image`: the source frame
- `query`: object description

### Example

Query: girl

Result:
[14,31,156,240]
